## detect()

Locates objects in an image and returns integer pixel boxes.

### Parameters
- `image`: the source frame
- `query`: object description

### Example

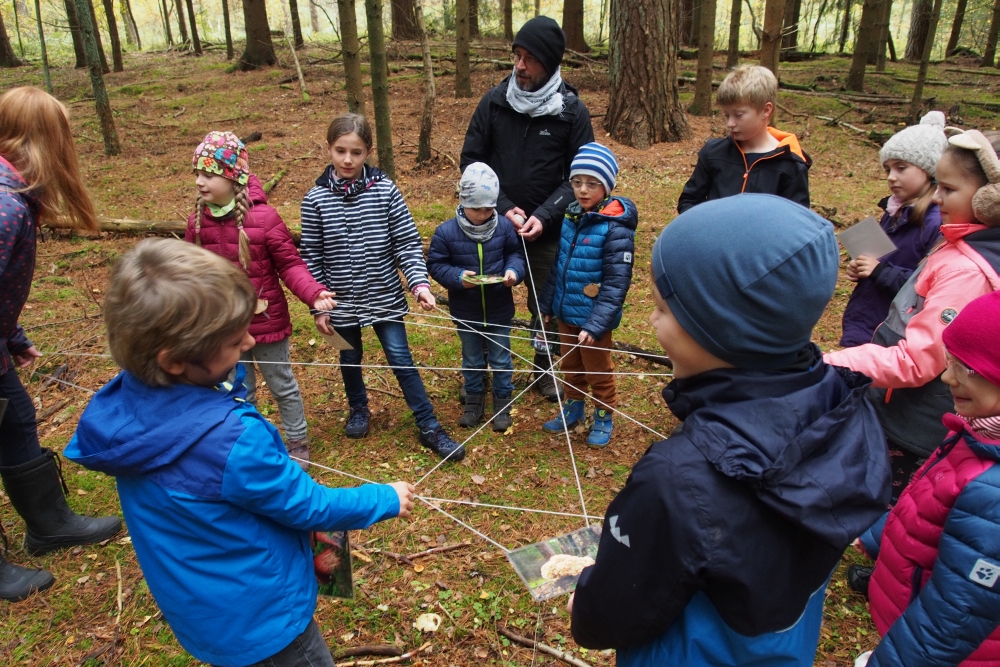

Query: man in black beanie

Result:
[460,16,594,402]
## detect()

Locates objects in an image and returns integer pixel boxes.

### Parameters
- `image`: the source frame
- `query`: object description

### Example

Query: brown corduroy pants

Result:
[557,321,616,407]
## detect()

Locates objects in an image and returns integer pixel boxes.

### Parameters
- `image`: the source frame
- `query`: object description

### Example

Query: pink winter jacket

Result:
[185,175,326,344]
[825,223,1000,387]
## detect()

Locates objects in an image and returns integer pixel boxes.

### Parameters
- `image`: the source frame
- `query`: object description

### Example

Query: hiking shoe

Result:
[286,439,310,471]
[543,399,585,433]
[533,353,562,403]
[458,393,486,428]
[847,565,872,599]
[587,409,613,447]
[419,426,466,462]
[492,395,513,432]
[345,406,370,439]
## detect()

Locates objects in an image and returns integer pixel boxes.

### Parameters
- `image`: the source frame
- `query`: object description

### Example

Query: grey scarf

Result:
[456,206,498,243]
[505,67,565,118]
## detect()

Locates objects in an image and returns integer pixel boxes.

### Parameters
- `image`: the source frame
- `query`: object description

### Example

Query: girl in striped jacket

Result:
[301,114,463,462]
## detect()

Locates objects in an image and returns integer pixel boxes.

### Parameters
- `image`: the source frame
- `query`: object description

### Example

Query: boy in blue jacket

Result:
[64,239,414,667]
[569,195,891,666]
[427,162,525,431]
[539,142,637,446]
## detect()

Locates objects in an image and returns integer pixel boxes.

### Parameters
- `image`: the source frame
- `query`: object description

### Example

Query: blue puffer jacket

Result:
[426,211,526,326]
[64,367,400,667]
[539,196,638,339]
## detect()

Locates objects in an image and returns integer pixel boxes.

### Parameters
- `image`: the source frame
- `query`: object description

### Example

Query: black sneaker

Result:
[345,406,370,439]
[847,565,872,599]
[419,426,466,462]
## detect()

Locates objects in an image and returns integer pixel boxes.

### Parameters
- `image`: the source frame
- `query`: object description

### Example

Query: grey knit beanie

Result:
[879,110,947,178]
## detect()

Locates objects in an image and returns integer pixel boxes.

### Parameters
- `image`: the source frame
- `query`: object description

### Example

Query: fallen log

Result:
[334,646,403,660]
[946,67,1000,77]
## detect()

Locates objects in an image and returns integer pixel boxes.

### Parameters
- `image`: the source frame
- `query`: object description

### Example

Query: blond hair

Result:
[716,65,778,112]
[0,87,98,231]
[193,183,252,271]
[105,239,256,387]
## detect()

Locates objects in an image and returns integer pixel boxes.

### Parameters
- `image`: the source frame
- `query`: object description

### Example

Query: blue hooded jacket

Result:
[570,347,891,666]
[64,367,400,667]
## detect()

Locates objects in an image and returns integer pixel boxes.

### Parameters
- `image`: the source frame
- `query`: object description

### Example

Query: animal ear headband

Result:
[947,129,1000,226]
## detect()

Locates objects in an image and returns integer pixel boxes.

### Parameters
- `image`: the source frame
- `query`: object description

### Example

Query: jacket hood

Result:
[565,196,638,232]
[314,163,387,196]
[664,344,890,547]
[64,368,250,477]
[941,221,990,243]
[0,156,37,209]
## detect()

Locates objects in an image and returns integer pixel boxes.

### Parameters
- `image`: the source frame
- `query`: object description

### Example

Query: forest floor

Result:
[0,39,998,667]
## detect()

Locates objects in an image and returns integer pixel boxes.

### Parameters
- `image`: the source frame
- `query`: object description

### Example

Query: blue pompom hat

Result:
[571,142,618,193]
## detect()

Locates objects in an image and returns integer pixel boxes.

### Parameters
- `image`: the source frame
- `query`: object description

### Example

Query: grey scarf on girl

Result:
[505,67,565,118]
[456,206,499,243]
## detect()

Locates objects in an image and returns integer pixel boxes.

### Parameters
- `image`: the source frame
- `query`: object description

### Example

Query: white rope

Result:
[417,496,597,519]
[30,372,95,394]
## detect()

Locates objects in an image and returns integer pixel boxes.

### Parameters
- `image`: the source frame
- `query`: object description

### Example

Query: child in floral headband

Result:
[187,130,336,468]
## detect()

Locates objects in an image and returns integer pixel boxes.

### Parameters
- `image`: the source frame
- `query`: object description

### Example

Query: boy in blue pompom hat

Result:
[569,194,891,666]
[538,142,638,446]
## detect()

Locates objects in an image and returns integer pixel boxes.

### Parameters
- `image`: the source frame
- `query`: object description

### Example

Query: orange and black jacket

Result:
[677,128,812,214]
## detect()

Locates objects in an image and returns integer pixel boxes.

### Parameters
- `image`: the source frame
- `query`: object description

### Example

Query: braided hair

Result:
[193,183,252,271]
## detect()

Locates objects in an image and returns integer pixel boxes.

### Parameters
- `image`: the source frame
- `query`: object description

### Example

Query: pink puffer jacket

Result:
[185,175,325,344]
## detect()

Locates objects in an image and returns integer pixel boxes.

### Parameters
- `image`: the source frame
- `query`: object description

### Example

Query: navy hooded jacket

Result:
[571,347,891,666]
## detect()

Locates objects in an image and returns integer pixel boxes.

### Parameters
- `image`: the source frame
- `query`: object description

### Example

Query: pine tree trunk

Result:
[338,0,365,113]
[74,0,120,154]
[222,0,234,58]
[502,0,512,40]
[759,0,786,73]
[240,0,277,69]
[391,0,419,39]
[0,10,21,66]
[983,0,1000,66]
[35,0,52,89]
[690,0,701,45]
[726,0,741,67]
[780,0,800,53]
[364,0,395,180]
[174,0,189,43]
[101,0,124,70]
[846,0,881,90]
[443,0,454,30]
[945,0,966,55]
[679,0,693,45]
[904,0,931,61]
[122,0,140,48]
[11,0,25,58]
[909,0,941,118]
[838,0,852,52]
[415,0,435,164]
[469,0,479,38]
[563,0,589,52]
[119,0,133,44]
[689,0,716,114]
[66,0,88,66]
[184,0,202,53]
[160,0,173,45]
[605,0,690,147]
[310,0,319,32]
[455,0,472,96]
[85,0,109,72]
[289,0,304,46]
[874,0,892,69]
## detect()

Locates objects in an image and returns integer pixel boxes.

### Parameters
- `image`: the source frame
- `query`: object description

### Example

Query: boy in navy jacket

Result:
[427,162,526,431]
[65,239,414,667]
[570,195,890,666]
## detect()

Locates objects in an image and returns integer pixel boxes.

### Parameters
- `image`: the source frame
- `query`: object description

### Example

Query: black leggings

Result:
[0,369,43,467]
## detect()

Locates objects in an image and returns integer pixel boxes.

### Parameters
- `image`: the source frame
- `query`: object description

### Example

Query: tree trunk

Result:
[184,0,202,53]
[391,0,419,38]
[874,0,892,69]
[679,0,693,45]
[415,0,435,164]
[605,0,690,147]
[846,0,882,90]
[780,0,800,53]
[11,0,24,58]
[289,0,304,46]
[598,0,608,42]
[455,0,472,96]
[222,0,233,58]
[909,0,942,119]
[101,0,124,70]
[502,0,512,40]
[240,0,277,69]
[0,10,21,66]
[946,0,966,55]
[121,0,140,48]
[904,0,931,61]
[809,0,828,50]
[469,0,479,37]
[983,0,1000,66]
[66,0,87,66]
[726,0,741,67]
[690,0,701,45]
[690,0,716,114]
[443,0,454,30]
[160,0,173,45]
[338,0,365,113]
[74,0,120,155]
[838,0,852,52]
[563,0,589,52]
[174,0,189,43]
[35,0,52,90]
[759,0,786,73]
[364,0,396,180]
[86,0,109,71]
[310,0,319,32]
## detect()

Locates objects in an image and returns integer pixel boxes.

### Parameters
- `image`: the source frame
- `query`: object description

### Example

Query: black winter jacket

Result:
[571,346,891,651]
[460,75,595,244]
[677,129,812,214]
[426,214,527,326]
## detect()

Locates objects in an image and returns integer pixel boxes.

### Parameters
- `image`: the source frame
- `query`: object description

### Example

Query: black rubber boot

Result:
[0,552,54,601]
[458,393,486,427]
[0,449,122,556]
[492,395,513,432]
[533,353,562,403]
[847,564,873,599]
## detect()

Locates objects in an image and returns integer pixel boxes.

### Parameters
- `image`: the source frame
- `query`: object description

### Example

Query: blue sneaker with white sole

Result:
[587,409,613,446]
[543,399,585,432]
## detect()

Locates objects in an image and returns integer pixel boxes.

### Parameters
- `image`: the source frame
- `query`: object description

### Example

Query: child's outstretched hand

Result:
[313,291,337,312]
[461,270,477,289]
[416,290,436,311]
[389,481,415,518]
[854,255,880,279]
[578,330,595,346]
[503,270,517,287]
[314,313,333,335]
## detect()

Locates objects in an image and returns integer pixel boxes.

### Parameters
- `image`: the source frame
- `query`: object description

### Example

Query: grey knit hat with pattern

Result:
[879,110,947,178]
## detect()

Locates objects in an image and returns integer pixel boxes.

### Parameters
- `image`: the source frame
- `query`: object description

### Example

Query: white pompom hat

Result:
[879,110,948,178]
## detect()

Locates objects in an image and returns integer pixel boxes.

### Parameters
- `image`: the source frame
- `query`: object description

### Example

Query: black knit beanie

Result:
[512,16,565,77]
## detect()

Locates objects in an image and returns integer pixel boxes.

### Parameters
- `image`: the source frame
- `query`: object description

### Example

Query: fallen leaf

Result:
[471,475,486,485]
[340,632,354,643]
[474,647,489,658]
[65,635,76,645]
[308,338,316,346]
[76,575,90,585]
[420,535,432,543]
[479,591,491,599]
[586,467,597,479]
[76,489,87,495]
[350,549,373,564]
[377,604,389,611]
[413,612,441,632]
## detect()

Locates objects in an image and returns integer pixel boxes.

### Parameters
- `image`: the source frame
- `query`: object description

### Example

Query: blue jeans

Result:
[335,319,438,429]
[456,323,514,397]
[240,619,334,667]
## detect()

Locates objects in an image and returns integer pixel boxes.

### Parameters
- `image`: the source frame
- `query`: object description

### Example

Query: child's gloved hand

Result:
[854,256,880,279]
[461,270,477,289]
[389,481,415,518]
[313,291,337,312]
[503,270,517,287]
[314,313,333,335]
[578,330,595,346]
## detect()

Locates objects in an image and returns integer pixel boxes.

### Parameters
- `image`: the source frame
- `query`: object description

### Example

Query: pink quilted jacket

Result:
[185,175,325,344]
